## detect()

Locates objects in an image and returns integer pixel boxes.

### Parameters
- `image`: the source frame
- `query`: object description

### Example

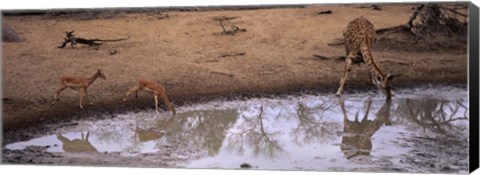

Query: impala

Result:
[123,78,176,115]
[51,68,106,108]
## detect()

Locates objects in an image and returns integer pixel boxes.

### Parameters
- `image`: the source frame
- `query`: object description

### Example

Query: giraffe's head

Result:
[373,74,400,100]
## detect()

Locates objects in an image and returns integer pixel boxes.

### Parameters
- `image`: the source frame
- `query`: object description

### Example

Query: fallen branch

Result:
[58,30,130,48]
[375,25,409,34]
[318,10,332,15]
[372,5,382,10]
[213,16,238,21]
[355,5,382,10]
[312,54,329,60]
[440,6,468,17]
[204,59,219,63]
[380,59,413,66]
[219,52,245,57]
[219,20,247,35]
[335,55,364,64]
[213,16,247,35]
[309,54,360,63]
[211,71,234,77]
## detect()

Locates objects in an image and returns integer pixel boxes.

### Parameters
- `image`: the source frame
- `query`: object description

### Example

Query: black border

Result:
[469,1,479,173]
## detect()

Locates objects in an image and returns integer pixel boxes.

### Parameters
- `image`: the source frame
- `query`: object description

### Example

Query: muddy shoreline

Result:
[2,81,466,145]
[2,145,197,167]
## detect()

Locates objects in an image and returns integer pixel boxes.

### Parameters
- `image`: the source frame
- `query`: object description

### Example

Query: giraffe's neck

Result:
[360,43,385,79]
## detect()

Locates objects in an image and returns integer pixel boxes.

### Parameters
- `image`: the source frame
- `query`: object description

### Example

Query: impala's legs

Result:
[336,53,355,96]
[160,93,176,115]
[52,85,67,105]
[124,85,141,102]
[79,89,85,109]
[83,88,93,105]
[154,94,159,113]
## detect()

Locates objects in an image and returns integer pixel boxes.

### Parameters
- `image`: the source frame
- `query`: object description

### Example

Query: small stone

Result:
[240,162,252,169]
[109,49,117,55]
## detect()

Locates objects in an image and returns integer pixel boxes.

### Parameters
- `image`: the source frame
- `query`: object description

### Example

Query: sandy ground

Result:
[1,4,467,147]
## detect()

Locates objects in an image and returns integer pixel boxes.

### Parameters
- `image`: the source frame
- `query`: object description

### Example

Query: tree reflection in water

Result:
[396,98,469,137]
[393,98,469,172]
[167,109,239,156]
[291,99,340,145]
[225,104,284,158]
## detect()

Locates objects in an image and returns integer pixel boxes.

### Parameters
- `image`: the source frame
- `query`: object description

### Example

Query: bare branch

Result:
[407,4,425,30]
[440,6,468,17]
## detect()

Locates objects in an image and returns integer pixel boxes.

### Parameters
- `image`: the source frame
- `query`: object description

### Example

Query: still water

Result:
[5,86,469,173]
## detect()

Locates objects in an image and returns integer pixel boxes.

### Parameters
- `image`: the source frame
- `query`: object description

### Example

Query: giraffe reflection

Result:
[338,98,392,160]
[57,132,98,153]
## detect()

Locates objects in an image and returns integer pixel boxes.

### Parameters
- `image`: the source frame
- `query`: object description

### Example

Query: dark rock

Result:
[240,162,252,169]
[2,24,24,42]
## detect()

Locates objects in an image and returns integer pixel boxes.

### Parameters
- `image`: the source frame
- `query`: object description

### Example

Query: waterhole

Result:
[5,86,469,173]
